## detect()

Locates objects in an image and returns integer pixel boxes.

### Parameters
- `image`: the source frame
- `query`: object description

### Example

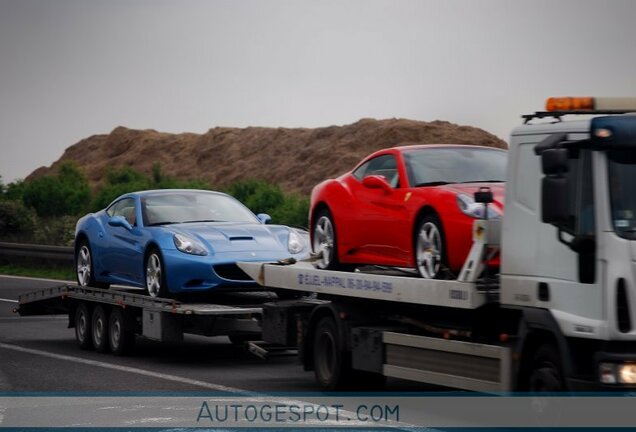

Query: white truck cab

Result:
[502,97,636,388]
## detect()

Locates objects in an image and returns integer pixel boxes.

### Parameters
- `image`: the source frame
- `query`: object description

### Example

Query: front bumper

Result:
[162,249,302,293]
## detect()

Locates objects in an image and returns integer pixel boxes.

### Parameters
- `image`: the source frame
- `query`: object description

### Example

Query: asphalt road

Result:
[0,275,425,394]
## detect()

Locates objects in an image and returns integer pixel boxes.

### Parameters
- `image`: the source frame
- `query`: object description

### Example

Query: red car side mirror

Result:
[362,175,393,194]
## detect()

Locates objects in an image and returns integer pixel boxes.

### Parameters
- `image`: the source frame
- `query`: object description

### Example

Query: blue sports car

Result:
[74,189,309,297]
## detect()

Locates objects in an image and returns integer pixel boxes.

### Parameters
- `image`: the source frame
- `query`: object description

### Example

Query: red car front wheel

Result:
[414,215,447,279]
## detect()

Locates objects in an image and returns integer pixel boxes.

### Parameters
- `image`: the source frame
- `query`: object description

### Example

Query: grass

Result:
[0,264,75,281]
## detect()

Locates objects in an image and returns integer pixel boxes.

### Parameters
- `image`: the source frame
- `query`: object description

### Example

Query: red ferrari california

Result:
[309,145,506,278]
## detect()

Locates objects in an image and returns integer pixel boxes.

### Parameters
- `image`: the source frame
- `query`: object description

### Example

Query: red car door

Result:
[345,153,411,266]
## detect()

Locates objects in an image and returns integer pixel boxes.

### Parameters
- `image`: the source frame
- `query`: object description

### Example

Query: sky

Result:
[1,0,635,183]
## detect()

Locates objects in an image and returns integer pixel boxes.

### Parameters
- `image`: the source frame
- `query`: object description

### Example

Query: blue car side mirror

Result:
[108,215,133,231]
[257,213,272,224]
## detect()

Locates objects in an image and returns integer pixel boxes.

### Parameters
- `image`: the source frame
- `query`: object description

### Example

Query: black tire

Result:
[312,208,343,270]
[414,214,448,279]
[108,308,135,356]
[144,248,171,298]
[313,316,349,390]
[528,344,565,392]
[75,239,109,289]
[74,302,93,350]
[91,305,110,353]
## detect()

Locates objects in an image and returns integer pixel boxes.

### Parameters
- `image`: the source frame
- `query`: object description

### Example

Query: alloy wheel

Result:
[313,216,334,269]
[416,221,442,279]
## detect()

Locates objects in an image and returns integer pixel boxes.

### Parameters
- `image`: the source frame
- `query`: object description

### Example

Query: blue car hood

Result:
[173,222,288,253]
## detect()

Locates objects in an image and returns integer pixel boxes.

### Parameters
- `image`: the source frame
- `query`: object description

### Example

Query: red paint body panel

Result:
[309,145,506,272]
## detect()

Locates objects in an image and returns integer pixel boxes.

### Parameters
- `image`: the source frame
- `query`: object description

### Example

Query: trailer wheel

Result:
[91,305,110,353]
[74,302,93,350]
[414,215,447,279]
[313,316,348,390]
[109,308,135,355]
[528,344,564,391]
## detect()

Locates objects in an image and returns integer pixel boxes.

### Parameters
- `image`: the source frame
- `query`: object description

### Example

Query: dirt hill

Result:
[27,118,507,195]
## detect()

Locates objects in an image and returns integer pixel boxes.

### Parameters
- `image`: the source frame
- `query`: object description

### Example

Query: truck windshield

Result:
[608,150,636,240]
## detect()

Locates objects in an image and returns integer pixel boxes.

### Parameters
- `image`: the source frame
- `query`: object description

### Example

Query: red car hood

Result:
[438,182,506,212]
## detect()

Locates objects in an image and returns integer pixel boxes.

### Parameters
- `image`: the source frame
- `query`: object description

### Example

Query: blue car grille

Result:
[213,264,252,281]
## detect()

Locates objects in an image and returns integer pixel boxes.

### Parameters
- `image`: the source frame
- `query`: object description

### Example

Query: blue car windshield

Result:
[141,192,259,226]
[404,147,507,187]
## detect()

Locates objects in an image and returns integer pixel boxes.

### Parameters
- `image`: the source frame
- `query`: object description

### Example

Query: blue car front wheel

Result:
[145,249,170,298]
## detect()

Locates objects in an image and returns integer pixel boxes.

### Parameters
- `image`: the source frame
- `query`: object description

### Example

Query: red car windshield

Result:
[403,147,507,187]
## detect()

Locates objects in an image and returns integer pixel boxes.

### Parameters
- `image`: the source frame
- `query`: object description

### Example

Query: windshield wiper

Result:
[415,181,450,187]
[181,219,222,224]
[458,180,505,183]
[146,221,180,226]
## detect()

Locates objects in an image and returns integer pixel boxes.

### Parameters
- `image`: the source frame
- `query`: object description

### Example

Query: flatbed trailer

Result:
[16,284,267,354]
[237,260,513,392]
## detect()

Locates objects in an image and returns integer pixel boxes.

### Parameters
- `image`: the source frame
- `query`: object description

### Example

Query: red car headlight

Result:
[456,194,501,219]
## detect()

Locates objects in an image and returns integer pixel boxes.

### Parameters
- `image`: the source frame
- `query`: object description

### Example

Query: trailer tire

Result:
[109,308,135,356]
[74,302,93,350]
[528,344,565,392]
[91,305,110,353]
[313,316,349,390]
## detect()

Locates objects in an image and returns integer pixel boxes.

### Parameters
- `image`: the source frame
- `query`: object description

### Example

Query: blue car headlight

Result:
[287,229,305,254]
[456,194,501,219]
[173,233,208,256]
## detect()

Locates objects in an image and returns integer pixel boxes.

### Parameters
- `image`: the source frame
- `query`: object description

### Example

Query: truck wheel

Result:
[313,316,349,390]
[109,308,135,356]
[312,209,340,270]
[528,344,565,391]
[75,239,109,289]
[74,302,93,350]
[145,249,170,298]
[91,305,110,353]
[414,215,447,279]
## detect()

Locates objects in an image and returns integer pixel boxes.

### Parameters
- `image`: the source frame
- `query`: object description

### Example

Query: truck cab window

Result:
[608,150,636,239]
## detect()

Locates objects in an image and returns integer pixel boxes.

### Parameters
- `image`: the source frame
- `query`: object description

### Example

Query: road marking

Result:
[0,342,250,393]
[0,298,18,303]
[0,342,407,427]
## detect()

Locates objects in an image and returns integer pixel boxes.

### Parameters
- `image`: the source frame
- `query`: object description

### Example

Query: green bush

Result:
[226,179,308,228]
[5,179,26,202]
[91,165,210,211]
[22,162,91,217]
[2,164,310,244]
[0,200,37,241]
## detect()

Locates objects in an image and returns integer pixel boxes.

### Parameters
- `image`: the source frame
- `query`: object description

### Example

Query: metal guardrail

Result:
[0,241,74,263]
